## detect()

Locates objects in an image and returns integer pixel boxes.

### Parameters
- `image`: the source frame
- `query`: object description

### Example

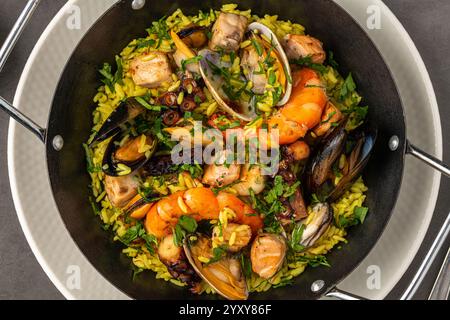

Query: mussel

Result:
[305,120,376,201]
[184,235,248,300]
[90,98,145,144]
[123,194,154,220]
[178,25,208,48]
[299,203,333,248]
[102,132,157,177]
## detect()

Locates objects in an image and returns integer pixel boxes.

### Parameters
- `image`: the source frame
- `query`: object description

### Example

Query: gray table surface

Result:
[0,0,449,300]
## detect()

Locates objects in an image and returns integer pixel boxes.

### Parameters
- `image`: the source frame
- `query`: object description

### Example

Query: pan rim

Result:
[7,0,443,300]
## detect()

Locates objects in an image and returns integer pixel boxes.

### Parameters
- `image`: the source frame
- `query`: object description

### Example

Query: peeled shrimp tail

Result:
[268,68,328,145]
[144,187,264,238]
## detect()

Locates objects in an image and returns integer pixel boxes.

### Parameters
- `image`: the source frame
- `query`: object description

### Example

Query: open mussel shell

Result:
[198,48,257,122]
[90,97,145,145]
[183,236,249,300]
[327,127,377,202]
[247,22,292,106]
[102,132,157,177]
[300,202,333,248]
[305,119,377,202]
[305,119,348,196]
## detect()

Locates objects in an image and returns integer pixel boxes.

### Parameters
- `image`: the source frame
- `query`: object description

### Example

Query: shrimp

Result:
[313,101,343,137]
[216,192,264,234]
[143,187,264,238]
[268,68,328,145]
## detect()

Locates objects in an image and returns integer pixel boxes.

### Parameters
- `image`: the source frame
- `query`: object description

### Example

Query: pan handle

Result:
[0,0,41,72]
[0,96,46,142]
[429,245,450,300]
[405,140,450,178]
[0,0,45,142]
[401,212,450,299]
[325,213,450,300]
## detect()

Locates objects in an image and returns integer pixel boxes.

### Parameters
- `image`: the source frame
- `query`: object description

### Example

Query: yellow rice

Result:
[87,4,369,295]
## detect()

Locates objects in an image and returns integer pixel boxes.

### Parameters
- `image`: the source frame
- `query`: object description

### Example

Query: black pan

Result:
[1,0,449,300]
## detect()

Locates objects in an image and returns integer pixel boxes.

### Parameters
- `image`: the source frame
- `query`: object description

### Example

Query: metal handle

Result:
[429,246,450,300]
[325,287,365,300]
[0,96,45,141]
[401,213,450,300]
[0,0,41,72]
[0,0,45,142]
[326,214,450,300]
[406,140,450,178]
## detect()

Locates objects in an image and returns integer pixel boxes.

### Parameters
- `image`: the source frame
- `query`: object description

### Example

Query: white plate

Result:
[8,0,442,299]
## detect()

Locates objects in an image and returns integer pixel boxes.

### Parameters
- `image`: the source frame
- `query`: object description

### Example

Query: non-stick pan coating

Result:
[46,0,406,299]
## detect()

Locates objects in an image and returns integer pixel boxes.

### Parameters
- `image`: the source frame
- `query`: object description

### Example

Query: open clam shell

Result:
[183,236,249,300]
[246,22,292,106]
[198,23,292,122]
[198,48,256,122]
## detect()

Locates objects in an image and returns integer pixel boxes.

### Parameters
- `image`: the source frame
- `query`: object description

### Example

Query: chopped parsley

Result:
[336,206,369,228]
[181,55,203,71]
[119,221,158,254]
[289,224,306,252]
[340,73,357,101]
[327,51,339,69]
[146,16,170,49]
[172,215,198,247]
[206,246,227,265]
[291,56,328,74]
[98,55,123,92]
[134,96,167,112]
[171,162,204,179]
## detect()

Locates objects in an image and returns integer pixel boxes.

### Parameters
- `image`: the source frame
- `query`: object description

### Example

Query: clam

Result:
[90,98,145,144]
[102,132,157,177]
[305,120,377,201]
[184,236,248,300]
[198,48,256,121]
[300,203,333,248]
[198,22,292,122]
[246,22,292,106]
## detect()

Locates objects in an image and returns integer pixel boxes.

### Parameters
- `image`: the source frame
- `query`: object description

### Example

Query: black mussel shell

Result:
[102,132,156,177]
[91,98,144,145]
[305,119,348,195]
